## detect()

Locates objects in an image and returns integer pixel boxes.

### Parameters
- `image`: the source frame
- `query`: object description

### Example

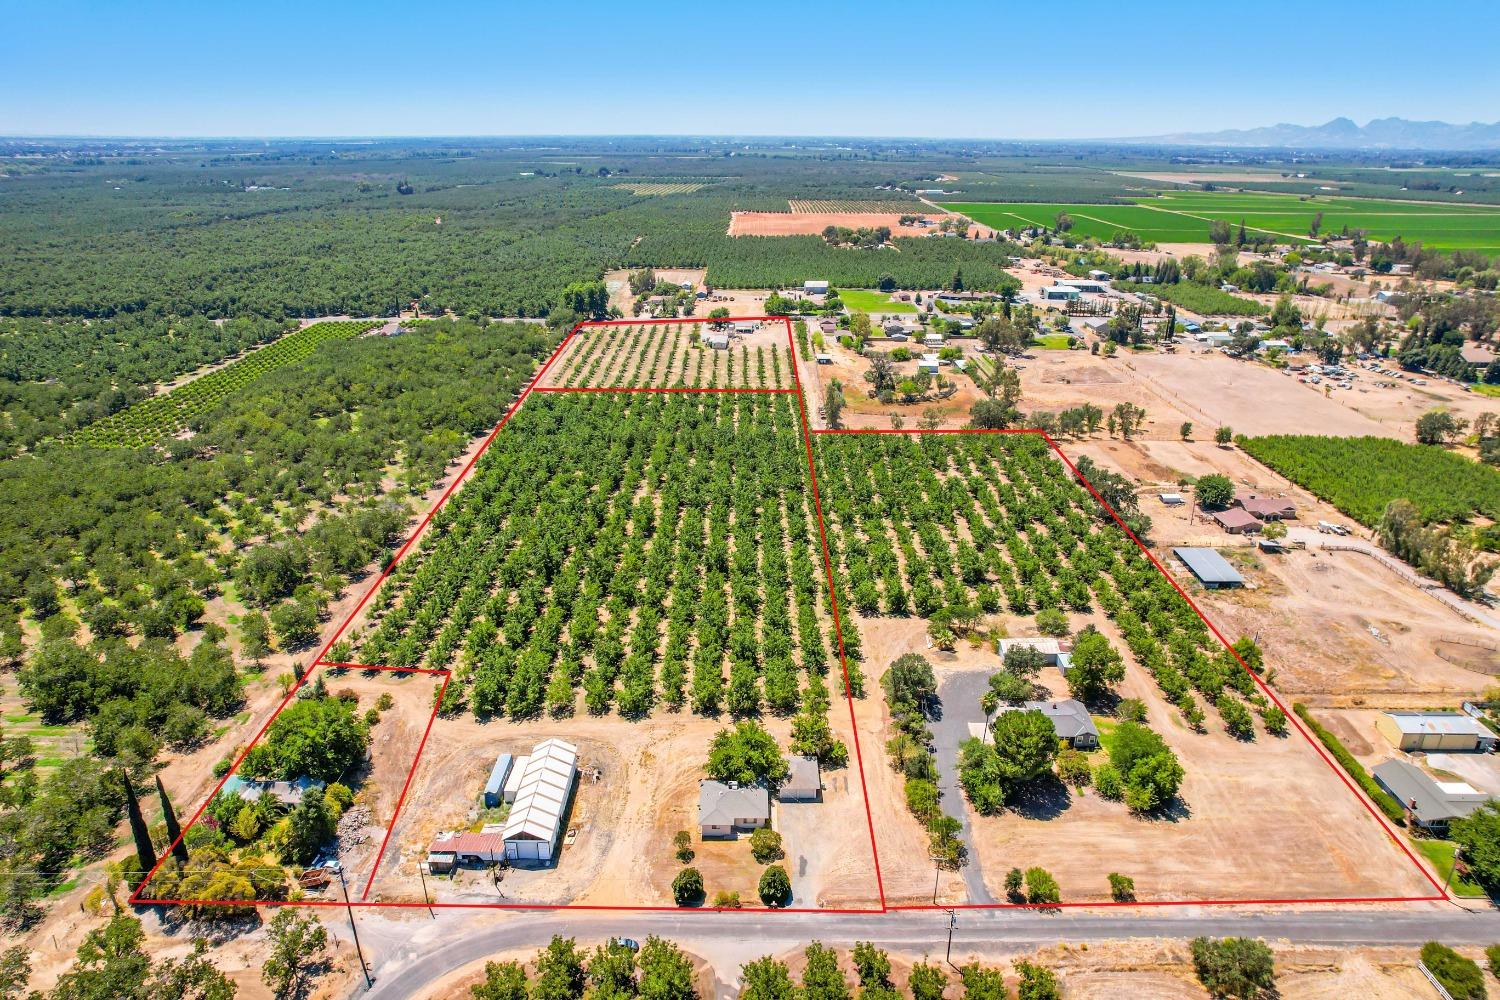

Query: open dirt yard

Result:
[538,321,793,390]
[728,212,954,237]
[1121,349,1437,440]
[1071,439,1499,704]
[363,701,881,910]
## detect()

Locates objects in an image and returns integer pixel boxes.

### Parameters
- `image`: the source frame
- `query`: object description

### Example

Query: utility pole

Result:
[337,867,373,989]
[944,909,958,970]
[1443,846,1463,896]
[418,861,434,919]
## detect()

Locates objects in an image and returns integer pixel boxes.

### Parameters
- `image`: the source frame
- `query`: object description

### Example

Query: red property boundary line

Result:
[133,316,1446,913]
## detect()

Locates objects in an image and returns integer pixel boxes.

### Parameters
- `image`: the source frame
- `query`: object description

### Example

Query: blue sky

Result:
[5,0,1499,139]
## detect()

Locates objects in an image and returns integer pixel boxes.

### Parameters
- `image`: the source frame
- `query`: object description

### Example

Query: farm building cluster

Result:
[425,738,579,872]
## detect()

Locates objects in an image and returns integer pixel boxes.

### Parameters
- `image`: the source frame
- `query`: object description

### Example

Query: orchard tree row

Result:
[352,393,850,739]
[816,434,1276,741]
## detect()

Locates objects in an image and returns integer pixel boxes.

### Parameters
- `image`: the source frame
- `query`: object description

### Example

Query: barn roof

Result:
[1172,547,1245,586]
[502,739,577,843]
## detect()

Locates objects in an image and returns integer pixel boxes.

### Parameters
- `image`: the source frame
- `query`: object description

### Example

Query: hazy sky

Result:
[6,0,1499,139]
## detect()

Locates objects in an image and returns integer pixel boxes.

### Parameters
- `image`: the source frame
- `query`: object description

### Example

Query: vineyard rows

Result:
[65,320,379,448]
[544,323,790,390]
[614,182,706,196]
[352,392,848,724]
[789,200,931,214]
[816,434,1269,738]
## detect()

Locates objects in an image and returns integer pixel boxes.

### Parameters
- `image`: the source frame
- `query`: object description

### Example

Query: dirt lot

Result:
[1071,439,1499,705]
[728,212,953,237]
[603,268,707,313]
[539,321,793,390]
[363,701,881,909]
[854,612,1441,905]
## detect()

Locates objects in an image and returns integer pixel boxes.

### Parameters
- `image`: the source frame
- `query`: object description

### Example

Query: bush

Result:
[673,830,694,863]
[749,828,784,863]
[1190,937,1276,999]
[1094,763,1124,800]
[758,864,792,907]
[710,890,741,909]
[1004,867,1024,900]
[1056,747,1092,789]
[1107,872,1135,902]
[1420,942,1486,1000]
[671,867,703,906]
[1013,960,1061,1000]
[1034,608,1068,637]
[1024,867,1060,905]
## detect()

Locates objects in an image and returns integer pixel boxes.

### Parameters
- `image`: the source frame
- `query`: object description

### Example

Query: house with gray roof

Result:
[1373,759,1491,834]
[975,700,1100,750]
[698,780,770,838]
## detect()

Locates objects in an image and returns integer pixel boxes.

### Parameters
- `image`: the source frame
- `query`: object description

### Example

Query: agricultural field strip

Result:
[810,429,1448,908]
[942,192,1500,251]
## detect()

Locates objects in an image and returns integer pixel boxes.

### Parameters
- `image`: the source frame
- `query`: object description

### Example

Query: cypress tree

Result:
[156,775,189,864]
[120,770,156,877]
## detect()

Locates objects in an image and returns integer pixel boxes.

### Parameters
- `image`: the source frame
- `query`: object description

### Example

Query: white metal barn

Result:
[502,738,578,862]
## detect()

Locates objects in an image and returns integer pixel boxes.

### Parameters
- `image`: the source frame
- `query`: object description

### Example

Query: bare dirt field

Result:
[1071,439,1499,705]
[729,212,951,237]
[539,321,793,390]
[854,612,1440,906]
[363,701,882,910]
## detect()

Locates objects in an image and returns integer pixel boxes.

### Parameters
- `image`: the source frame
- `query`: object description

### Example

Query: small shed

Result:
[483,753,515,808]
[1159,492,1185,506]
[1172,547,1245,588]
[734,321,757,335]
[704,331,730,350]
[815,353,833,365]
[781,755,822,801]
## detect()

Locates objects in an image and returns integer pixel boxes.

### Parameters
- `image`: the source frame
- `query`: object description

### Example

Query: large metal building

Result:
[502,738,578,862]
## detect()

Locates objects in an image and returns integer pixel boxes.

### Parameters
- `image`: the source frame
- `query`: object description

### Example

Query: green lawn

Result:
[1033,333,1074,349]
[838,288,918,314]
[1415,839,1487,898]
[1471,383,1500,398]
[941,190,1500,254]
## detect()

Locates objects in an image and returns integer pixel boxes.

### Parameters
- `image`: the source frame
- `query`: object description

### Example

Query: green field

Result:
[838,288,918,313]
[942,191,1500,253]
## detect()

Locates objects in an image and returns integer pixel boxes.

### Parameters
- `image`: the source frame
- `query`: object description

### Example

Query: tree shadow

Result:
[1011,775,1072,820]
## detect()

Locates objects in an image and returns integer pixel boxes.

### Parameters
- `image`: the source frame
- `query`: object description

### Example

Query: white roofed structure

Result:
[502,738,578,862]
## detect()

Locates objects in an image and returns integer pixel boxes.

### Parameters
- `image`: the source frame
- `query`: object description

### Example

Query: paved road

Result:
[932,670,994,904]
[352,905,1500,999]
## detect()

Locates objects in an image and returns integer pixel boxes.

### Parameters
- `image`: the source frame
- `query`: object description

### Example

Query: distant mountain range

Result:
[1116,117,1500,151]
